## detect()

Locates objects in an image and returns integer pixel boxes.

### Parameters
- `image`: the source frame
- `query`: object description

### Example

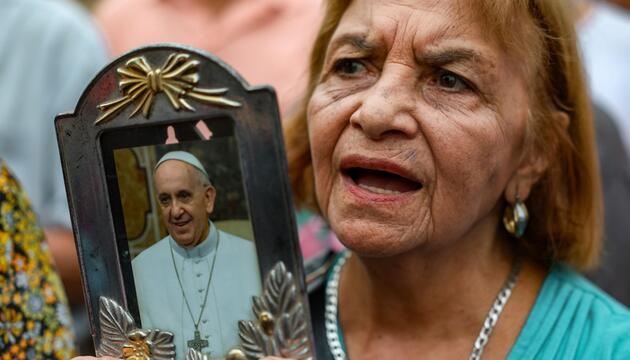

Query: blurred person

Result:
[95,0,323,116]
[588,105,630,306]
[572,0,630,307]
[0,160,75,358]
[575,0,630,153]
[0,0,108,352]
[1,0,108,296]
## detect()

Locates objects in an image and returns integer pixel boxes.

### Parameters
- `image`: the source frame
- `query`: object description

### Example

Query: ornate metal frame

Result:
[55,45,314,359]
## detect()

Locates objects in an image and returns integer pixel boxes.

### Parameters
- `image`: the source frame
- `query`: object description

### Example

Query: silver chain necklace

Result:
[170,231,220,352]
[325,251,523,360]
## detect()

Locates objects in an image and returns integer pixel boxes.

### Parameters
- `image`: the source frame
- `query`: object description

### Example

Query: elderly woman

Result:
[75,0,630,359]
[281,0,630,358]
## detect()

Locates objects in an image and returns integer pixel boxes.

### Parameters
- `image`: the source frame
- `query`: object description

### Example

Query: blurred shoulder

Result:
[94,0,151,18]
[2,0,108,72]
[5,0,98,34]
[93,0,157,47]
[509,263,630,359]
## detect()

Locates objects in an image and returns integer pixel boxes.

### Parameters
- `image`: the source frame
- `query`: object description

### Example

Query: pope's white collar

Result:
[169,220,217,259]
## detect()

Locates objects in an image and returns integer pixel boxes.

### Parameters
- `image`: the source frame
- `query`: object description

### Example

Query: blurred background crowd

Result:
[0,0,628,357]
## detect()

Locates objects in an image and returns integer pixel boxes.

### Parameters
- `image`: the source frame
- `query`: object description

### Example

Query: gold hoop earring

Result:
[503,196,529,238]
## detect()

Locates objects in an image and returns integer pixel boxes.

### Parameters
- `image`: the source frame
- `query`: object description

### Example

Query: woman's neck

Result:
[338,224,546,358]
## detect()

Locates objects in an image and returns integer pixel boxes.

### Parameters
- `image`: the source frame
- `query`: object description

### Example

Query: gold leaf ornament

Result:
[96,53,241,124]
[97,297,175,360]
[122,330,152,360]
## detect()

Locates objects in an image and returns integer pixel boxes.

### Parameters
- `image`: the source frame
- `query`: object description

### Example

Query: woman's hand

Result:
[71,356,291,359]
[71,356,288,360]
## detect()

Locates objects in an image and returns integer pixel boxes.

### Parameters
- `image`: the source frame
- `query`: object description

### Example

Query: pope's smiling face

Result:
[307,0,534,256]
[154,160,216,248]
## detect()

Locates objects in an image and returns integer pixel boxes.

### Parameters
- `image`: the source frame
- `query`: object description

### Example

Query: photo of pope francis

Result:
[131,151,261,359]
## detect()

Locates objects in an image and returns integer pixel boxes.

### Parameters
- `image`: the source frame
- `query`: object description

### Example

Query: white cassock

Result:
[132,221,261,359]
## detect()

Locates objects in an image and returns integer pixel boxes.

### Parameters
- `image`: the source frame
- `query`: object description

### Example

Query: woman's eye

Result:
[333,59,366,76]
[437,70,470,91]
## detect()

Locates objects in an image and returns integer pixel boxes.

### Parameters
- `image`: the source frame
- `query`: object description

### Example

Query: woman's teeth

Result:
[358,183,402,195]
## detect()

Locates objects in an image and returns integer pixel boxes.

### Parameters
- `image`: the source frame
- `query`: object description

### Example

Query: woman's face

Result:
[307,0,533,256]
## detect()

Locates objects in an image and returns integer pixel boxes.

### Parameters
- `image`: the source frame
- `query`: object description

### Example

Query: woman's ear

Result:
[504,110,569,202]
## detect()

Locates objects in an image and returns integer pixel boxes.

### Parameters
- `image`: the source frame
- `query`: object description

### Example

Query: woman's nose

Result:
[349,66,419,140]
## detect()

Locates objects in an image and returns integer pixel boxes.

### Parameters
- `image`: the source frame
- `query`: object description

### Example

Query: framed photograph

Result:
[56,45,314,360]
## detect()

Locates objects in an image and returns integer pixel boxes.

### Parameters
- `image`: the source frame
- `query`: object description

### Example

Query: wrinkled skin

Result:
[308,0,541,257]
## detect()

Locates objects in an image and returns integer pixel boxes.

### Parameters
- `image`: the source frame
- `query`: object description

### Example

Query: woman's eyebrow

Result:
[329,33,376,53]
[417,48,492,68]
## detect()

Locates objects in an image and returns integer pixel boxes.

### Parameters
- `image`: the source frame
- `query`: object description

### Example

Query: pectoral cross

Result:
[188,330,209,352]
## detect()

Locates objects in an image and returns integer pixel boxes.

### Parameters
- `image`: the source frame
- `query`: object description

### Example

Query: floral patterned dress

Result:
[0,161,75,359]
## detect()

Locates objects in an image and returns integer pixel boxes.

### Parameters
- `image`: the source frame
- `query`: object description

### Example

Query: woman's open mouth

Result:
[340,156,423,198]
[345,168,422,194]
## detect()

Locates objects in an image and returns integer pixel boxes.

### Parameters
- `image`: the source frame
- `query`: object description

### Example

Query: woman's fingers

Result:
[71,356,292,360]
[71,356,291,360]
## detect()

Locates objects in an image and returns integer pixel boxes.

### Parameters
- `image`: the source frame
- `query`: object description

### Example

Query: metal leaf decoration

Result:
[122,330,153,360]
[145,329,176,359]
[97,297,136,357]
[239,321,273,358]
[97,296,175,360]
[238,262,313,360]
[95,52,241,125]
[186,348,207,360]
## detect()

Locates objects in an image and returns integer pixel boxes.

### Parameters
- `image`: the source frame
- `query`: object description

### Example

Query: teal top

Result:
[330,257,630,359]
[508,263,630,359]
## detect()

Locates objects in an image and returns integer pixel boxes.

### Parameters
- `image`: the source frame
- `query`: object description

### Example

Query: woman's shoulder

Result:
[509,263,630,359]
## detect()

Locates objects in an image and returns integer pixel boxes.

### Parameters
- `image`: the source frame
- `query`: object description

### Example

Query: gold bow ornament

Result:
[95,53,241,124]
